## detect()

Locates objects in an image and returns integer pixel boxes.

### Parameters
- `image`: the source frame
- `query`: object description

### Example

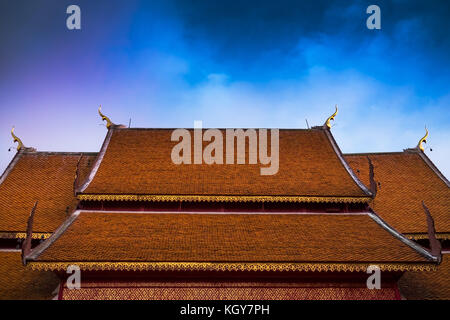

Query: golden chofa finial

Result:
[11,127,25,151]
[325,105,338,129]
[98,105,114,129]
[418,126,429,152]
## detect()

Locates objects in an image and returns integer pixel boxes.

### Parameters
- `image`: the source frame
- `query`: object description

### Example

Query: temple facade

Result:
[0,107,448,300]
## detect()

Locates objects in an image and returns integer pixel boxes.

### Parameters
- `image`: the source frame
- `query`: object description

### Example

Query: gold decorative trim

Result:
[417,126,428,152]
[29,262,436,272]
[406,233,450,240]
[325,105,338,129]
[78,194,372,203]
[0,232,51,240]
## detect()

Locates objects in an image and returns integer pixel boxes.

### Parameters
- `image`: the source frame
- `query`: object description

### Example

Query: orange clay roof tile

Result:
[399,254,450,299]
[0,152,96,233]
[34,212,429,263]
[0,251,59,300]
[345,152,450,235]
[81,128,369,199]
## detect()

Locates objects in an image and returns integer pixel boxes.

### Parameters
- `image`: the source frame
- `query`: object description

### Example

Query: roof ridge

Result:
[26,210,81,262]
[323,129,373,197]
[114,127,319,131]
[22,151,98,156]
[344,151,405,156]
[0,150,23,186]
[417,152,450,188]
[368,209,437,262]
[77,129,115,193]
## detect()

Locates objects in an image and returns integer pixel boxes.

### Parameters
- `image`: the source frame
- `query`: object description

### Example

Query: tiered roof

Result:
[0,251,59,300]
[0,151,96,236]
[28,210,435,271]
[1,109,446,300]
[345,150,450,239]
[399,254,450,299]
[78,127,372,203]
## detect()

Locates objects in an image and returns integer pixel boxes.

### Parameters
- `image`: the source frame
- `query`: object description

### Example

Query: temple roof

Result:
[0,251,59,300]
[0,151,96,234]
[345,151,450,238]
[28,210,435,271]
[78,128,371,203]
[399,254,450,299]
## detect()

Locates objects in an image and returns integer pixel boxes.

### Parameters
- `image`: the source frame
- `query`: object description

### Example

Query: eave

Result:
[77,194,372,203]
[28,261,437,273]
[405,233,450,241]
[0,232,52,240]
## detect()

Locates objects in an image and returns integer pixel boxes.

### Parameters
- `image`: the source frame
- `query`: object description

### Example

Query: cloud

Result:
[0,0,449,179]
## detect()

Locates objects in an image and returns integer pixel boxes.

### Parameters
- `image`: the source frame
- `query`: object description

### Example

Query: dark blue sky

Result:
[0,0,449,176]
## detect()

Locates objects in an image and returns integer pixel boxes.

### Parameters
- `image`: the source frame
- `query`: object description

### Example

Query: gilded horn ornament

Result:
[11,127,25,151]
[325,105,338,129]
[98,105,113,129]
[418,127,428,152]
